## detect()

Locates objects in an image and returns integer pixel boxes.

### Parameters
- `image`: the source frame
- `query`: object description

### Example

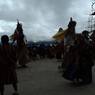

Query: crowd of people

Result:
[0,20,64,95]
[59,18,95,85]
[27,42,64,60]
[1,18,95,95]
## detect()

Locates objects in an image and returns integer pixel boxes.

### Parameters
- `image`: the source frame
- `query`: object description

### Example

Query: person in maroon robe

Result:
[0,35,19,95]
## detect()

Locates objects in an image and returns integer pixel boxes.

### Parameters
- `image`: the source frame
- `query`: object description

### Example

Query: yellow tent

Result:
[52,27,66,41]
[53,31,64,41]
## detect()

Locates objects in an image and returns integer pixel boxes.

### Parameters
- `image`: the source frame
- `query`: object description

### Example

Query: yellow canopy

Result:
[52,27,66,41]
[53,31,64,41]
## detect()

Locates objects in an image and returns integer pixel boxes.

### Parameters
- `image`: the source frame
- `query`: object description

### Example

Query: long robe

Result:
[0,44,17,84]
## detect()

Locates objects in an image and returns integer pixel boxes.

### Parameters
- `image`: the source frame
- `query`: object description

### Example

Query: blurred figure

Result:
[90,30,95,59]
[47,45,55,59]
[55,43,63,61]
[0,35,18,95]
[11,20,28,67]
[38,44,45,59]
[31,45,38,60]
[82,30,90,44]
[64,17,76,49]
[75,34,93,84]
[63,34,94,85]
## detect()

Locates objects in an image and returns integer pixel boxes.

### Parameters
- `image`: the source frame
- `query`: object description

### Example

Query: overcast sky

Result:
[0,0,93,41]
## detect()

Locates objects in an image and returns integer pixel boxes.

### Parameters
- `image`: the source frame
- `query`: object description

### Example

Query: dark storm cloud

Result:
[0,0,73,22]
[0,0,90,41]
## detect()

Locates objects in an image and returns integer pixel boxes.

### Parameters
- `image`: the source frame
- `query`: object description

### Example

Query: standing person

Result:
[0,35,19,95]
[62,34,94,84]
[75,34,94,84]
[64,17,76,50]
[62,18,77,80]
[11,20,28,67]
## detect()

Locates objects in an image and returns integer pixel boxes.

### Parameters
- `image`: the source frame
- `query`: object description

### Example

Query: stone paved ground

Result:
[4,58,95,95]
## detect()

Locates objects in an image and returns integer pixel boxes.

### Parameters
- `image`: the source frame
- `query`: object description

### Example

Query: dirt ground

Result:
[4,58,95,95]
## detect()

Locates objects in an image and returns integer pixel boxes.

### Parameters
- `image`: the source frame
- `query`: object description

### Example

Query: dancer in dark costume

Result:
[0,35,18,95]
[64,17,76,48]
[63,34,94,85]
[61,17,77,73]
[11,20,28,67]
[62,18,93,84]
[75,34,94,84]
